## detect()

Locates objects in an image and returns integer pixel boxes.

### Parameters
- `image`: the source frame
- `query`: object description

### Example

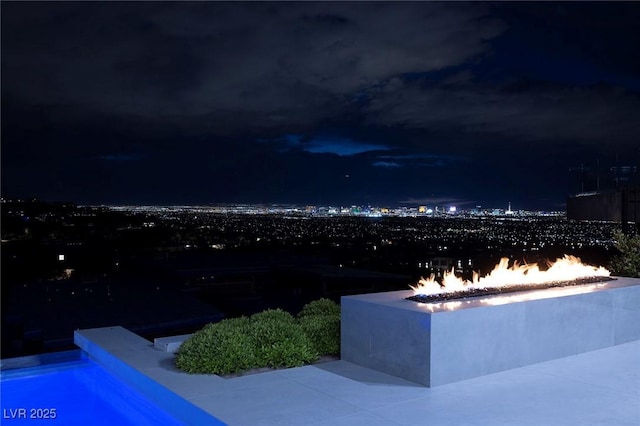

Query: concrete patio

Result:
[75,326,640,426]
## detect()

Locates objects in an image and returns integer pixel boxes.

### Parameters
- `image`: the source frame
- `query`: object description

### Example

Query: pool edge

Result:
[0,349,83,371]
[74,327,226,426]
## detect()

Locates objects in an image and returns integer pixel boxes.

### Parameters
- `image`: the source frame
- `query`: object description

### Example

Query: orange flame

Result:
[410,255,610,296]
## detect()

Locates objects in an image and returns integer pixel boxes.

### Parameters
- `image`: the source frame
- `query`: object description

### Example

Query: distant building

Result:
[566,185,639,225]
[429,257,453,277]
[505,202,514,215]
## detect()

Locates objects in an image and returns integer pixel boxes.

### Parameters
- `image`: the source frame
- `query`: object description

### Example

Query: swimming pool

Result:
[1,357,190,425]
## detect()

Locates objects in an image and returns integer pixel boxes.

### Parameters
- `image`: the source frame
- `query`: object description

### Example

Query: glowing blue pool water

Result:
[1,358,185,425]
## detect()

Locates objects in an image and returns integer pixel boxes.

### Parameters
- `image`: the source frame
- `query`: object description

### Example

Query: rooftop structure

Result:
[567,185,640,226]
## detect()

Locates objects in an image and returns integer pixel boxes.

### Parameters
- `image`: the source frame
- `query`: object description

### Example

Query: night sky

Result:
[2,2,639,210]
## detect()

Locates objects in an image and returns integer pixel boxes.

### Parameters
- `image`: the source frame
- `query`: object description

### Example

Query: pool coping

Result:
[0,349,83,371]
[74,327,226,426]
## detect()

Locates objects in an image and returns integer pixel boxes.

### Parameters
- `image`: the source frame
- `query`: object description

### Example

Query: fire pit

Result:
[341,256,640,387]
[406,275,614,303]
[407,255,613,303]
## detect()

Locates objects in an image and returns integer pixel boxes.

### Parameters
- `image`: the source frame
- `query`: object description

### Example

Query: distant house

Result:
[566,185,639,225]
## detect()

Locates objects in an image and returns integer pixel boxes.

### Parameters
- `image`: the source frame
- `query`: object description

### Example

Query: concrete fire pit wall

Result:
[341,278,640,387]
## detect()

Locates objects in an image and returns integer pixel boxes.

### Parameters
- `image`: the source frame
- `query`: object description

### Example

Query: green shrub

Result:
[250,309,318,368]
[175,303,342,375]
[297,299,341,356]
[250,308,295,324]
[175,317,257,375]
[297,298,340,318]
[610,230,640,278]
[298,314,340,356]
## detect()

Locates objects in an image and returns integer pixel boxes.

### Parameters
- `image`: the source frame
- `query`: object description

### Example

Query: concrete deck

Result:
[75,326,640,426]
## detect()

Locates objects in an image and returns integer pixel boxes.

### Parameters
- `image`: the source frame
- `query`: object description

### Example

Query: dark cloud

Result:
[376,153,467,168]
[2,2,639,209]
[95,154,147,162]
[264,134,391,157]
[2,2,504,130]
[365,80,640,146]
[372,161,402,169]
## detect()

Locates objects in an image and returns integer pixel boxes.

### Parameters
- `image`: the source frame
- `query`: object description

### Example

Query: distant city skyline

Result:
[99,201,564,218]
[2,2,639,210]
[1,198,555,213]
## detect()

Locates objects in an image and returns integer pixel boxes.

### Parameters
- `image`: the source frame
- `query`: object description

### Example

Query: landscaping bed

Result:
[175,299,340,375]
